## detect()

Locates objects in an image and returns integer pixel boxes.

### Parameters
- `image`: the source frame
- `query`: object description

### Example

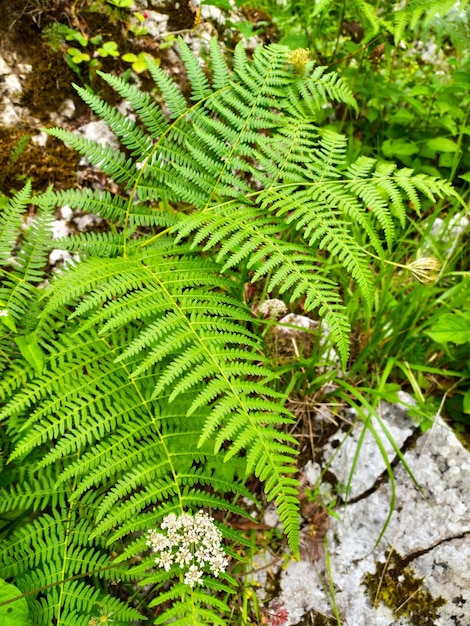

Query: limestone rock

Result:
[269,400,470,625]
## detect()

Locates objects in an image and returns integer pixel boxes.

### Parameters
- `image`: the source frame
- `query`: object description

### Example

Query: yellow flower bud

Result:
[288,48,310,74]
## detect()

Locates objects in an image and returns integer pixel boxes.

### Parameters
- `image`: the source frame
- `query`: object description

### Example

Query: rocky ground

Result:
[1,2,470,625]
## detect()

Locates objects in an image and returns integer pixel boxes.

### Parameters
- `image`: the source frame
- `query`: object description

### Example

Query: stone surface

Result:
[0,54,11,74]
[49,249,73,267]
[0,96,21,126]
[78,120,120,149]
[51,219,71,240]
[271,401,470,625]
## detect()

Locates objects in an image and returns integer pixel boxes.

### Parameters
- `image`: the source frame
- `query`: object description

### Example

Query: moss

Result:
[20,45,79,119]
[363,548,446,626]
[163,0,199,32]
[0,0,80,120]
[0,127,80,194]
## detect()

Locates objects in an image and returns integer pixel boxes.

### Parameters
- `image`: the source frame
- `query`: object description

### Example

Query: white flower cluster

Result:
[146,510,228,588]
[259,298,287,320]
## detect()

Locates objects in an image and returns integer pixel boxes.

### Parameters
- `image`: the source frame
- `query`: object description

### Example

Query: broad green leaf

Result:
[390,109,415,125]
[279,33,310,49]
[0,580,32,626]
[425,313,470,345]
[14,333,44,374]
[203,0,232,9]
[0,311,17,332]
[427,137,459,153]
[382,139,419,157]
[464,390,470,414]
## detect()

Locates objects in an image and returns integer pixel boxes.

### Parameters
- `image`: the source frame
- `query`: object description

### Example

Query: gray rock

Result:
[142,11,169,39]
[78,120,119,150]
[266,401,470,625]
[60,205,74,221]
[4,74,23,102]
[51,220,71,240]
[31,131,48,147]
[58,98,76,120]
[49,249,73,266]
[0,96,21,126]
[0,54,11,74]
[75,214,103,232]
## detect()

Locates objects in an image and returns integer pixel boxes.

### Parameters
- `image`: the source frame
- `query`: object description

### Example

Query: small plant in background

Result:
[263,598,289,626]
[121,51,153,73]
[41,2,153,84]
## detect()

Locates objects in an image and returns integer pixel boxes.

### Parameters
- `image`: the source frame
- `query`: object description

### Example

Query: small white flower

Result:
[259,299,287,320]
[0,309,8,317]
[161,513,177,530]
[175,546,192,567]
[147,510,228,588]
[155,549,174,572]
[184,564,203,588]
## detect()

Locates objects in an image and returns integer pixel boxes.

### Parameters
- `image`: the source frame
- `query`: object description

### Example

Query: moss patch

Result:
[0,128,80,194]
[363,548,446,626]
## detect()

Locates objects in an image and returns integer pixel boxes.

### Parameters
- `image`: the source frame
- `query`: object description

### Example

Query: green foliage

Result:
[42,5,154,86]
[0,39,455,624]
[0,579,32,626]
[242,0,470,181]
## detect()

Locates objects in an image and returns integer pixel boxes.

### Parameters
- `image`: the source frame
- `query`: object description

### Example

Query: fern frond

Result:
[209,37,231,89]
[0,467,67,513]
[146,54,189,119]
[289,65,358,118]
[0,182,32,266]
[0,199,52,328]
[0,38,457,625]
[45,230,126,257]
[73,83,154,157]
[32,250,301,548]
[45,127,138,186]
[0,509,140,625]
[175,205,352,365]
[34,186,173,228]
[178,39,213,101]
[97,69,169,138]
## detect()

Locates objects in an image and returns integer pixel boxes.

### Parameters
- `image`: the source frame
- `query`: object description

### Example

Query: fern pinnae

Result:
[209,36,231,89]
[73,83,153,157]
[146,53,189,119]
[45,230,126,258]
[0,181,32,266]
[45,127,137,186]
[178,38,213,101]
[97,69,169,138]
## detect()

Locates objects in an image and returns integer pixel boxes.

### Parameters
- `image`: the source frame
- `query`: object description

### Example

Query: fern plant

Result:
[0,39,455,625]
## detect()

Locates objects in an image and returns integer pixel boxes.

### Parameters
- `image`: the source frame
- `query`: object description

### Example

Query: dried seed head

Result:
[407,257,441,284]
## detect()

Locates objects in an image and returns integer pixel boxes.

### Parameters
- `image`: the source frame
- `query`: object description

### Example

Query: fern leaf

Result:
[0,182,32,266]
[146,54,189,119]
[45,127,138,186]
[73,83,154,157]
[178,39,213,101]
[97,69,169,138]
[209,37,231,89]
